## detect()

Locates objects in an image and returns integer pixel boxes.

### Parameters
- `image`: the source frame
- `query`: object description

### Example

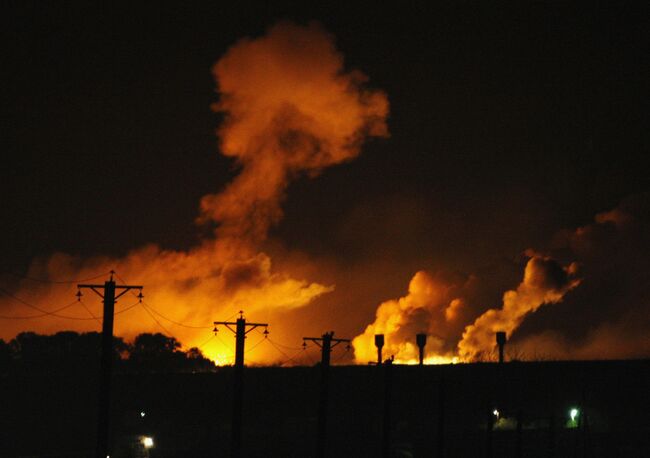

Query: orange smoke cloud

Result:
[198,21,389,242]
[0,21,389,365]
[352,271,469,364]
[352,256,579,365]
[457,255,580,361]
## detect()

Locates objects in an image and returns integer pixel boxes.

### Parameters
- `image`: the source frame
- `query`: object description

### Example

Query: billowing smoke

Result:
[353,194,650,364]
[198,21,389,243]
[513,193,650,360]
[457,256,580,361]
[0,21,389,365]
[353,255,580,364]
[352,271,473,364]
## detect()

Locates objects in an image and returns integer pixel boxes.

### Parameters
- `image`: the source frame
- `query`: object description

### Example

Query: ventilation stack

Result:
[496,331,506,364]
[374,334,385,365]
[416,333,427,366]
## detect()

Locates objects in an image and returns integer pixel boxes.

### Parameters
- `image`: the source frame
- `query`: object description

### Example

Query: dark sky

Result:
[1,2,648,359]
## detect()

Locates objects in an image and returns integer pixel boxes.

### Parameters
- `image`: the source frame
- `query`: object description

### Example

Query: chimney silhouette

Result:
[375,334,385,365]
[496,331,506,363]
[416,333,427,366]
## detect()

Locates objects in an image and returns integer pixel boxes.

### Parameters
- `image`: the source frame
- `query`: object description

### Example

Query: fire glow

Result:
[0,22,388,366]
[2,21,646,366]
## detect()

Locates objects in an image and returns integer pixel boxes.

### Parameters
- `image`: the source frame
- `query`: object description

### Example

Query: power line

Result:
[215,332,234,353]
[78,299,101,325]
[244,335,267,356]
[141,300,212,329]
[194,333,216,350]
[0,287,100,321]
[113,272,213,330]
[264,338,305,366]
[0,298,79,320]
[139,302,174,336]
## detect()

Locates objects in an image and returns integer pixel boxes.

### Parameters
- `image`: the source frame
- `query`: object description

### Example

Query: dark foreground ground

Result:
[2,360,649,457]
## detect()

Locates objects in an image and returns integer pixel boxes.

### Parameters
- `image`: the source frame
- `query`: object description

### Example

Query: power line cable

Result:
[0,287,100,320]
[0,298,79,320]
[266,336,305,351]
[215,333,234,354]
[78,299,101,325]
[194,333,216,350]
[244,336,267,356]
[139,302,174,336]
[264,338,305,366]
[140,300,212,329]
[113,271,212,329]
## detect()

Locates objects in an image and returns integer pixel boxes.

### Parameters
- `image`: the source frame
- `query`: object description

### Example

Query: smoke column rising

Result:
[198,21,389,243]
[457,255,580,361]
[0,22,389,364]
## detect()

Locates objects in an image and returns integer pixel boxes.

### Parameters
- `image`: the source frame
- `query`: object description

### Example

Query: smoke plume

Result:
[0,21,389,365]
[198,21,389,243]
[352,271,472,364]
[513,193,650,360]
[457,255,580,361]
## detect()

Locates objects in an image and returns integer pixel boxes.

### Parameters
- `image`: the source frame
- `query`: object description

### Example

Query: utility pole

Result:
[78,271,143,458]
[214,311,268,458]
[303,331,350,458]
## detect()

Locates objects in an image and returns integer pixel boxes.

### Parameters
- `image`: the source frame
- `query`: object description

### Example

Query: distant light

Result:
[142,436,154,448]
[570,408,579,421]
[140,411,146,418]
[493,409,499,418]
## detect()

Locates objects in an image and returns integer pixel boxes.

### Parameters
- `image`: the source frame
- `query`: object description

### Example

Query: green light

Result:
[566,407,580,428]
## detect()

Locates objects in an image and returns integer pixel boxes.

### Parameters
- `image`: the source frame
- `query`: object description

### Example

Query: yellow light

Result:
[142,437,154,448]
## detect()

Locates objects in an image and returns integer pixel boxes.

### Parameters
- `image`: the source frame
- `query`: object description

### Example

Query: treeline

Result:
[0,331,216,374]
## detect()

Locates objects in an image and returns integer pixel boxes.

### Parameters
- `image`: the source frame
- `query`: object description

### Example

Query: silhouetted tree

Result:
[8,331,129,372]
[185,346,216,372]
[0,338,13,372]
[128,333,185,372]
[2,330,214,373]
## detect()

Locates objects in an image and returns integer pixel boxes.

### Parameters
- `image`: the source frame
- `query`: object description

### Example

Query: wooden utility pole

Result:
[303,332,350,458]
[214,311,268,458]
[78,271,143,458]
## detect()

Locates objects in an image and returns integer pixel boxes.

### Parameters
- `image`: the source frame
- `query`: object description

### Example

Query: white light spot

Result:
[142,436,154,448]
[140,411,146,418]
[570,408,579,421]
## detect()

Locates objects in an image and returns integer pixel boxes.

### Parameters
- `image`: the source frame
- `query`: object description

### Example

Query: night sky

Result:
[1,2,648,362]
